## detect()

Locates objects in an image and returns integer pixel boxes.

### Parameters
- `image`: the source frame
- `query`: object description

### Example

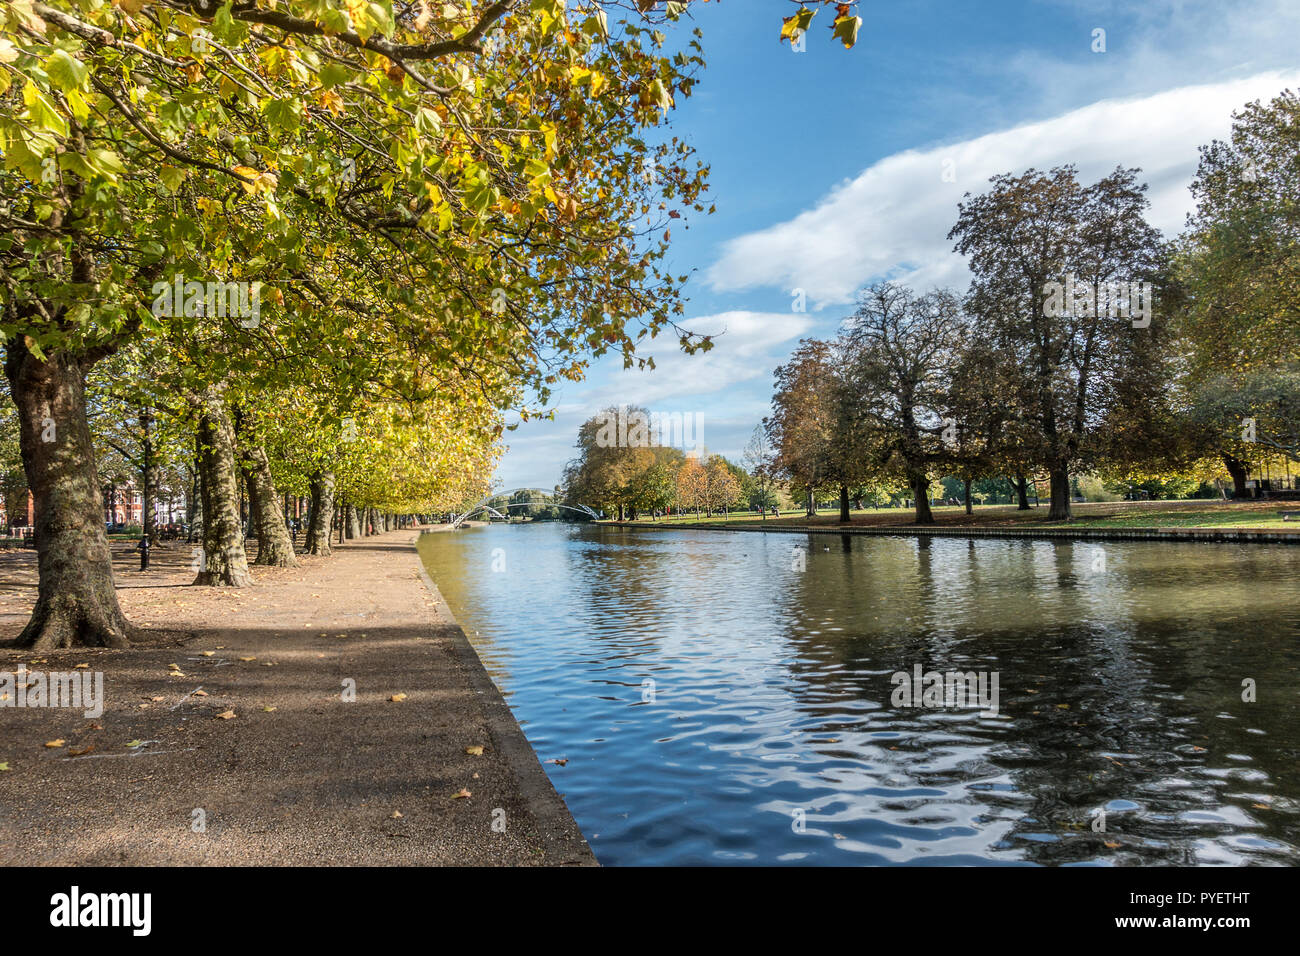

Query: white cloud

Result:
[706,70,1300,309]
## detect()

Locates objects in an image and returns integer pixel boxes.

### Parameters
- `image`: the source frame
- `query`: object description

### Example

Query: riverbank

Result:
[0,530,595,866]
[606,499,1300,544]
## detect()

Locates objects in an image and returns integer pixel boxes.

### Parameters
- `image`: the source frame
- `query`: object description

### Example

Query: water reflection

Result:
[418,524,1300,866]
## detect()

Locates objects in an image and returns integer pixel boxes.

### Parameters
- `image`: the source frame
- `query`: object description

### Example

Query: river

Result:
[417,522,1300,865]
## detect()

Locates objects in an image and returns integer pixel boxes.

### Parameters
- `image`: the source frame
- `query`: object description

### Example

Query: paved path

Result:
[0,530,595,866]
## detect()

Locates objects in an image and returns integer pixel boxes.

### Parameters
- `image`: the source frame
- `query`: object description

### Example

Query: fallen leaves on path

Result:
[0,762,9,771]
[68,745,95,757]
[44,740,65,748]
[452,788,471,799]
[389,693,407,702]
[465,745,484,756]
[215,710,237,720]
[262,706,277,713]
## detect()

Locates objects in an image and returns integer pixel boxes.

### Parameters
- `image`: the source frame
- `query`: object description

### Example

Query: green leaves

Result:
[22,80,67,138]
[262,97,303,133]
[44,49,87,92]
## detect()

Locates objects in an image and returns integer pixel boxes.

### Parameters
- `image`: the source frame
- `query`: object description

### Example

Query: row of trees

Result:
[764,90,1299,525]
[0,0,781,648]
[560,405,760,518]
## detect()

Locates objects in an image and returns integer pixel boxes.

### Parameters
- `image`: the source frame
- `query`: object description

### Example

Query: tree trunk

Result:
[140,406,156,543]
[1223,455,1250,498]
[193,388,252,586]
[838,484,850,523]
[187,451,201,542]
[1048,465,1072,521]
[241,443,297,567]
[1014,475,1031,511]
[346,504,361,539]
[4,344,132,649]
[910,474,935,525]
[305,470,335,556]
[964,478,973,515]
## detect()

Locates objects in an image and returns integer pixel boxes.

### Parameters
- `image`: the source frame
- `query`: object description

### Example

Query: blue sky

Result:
[496,0,1300,492]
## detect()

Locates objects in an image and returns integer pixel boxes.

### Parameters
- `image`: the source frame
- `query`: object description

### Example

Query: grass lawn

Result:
[611,499,1299,531]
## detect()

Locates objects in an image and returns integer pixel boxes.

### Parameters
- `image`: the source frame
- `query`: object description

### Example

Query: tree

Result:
[674,456,708,517]
[837,283,968,525]
[1,0,711,646]
[949,165,1171,520]
[1176,89,1300,490]
[742,425,778,516]
[766,339,836,516]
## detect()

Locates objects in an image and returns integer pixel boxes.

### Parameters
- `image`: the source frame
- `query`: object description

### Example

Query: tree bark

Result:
[4,345,133,649]
[838,484,850,523]
[305,470,335,556]
[241,443,297,567]
[1223,455,1250,498]
[1014,475,1031,511]
[346,504,361,539]
[139,406,156,543]
[192,388,252,586]
[910,474,935,525]
[1048,465,1072,520]
[964,478,973,515]
[187,448,201,542]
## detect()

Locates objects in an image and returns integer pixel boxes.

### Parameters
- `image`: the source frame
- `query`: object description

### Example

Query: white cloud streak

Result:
[706,70,1300,309]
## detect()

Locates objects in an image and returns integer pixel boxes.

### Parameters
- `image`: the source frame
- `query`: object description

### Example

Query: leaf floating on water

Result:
[465,745,484,756]
[1104,841,1121,849]
[202,651,215,657]
[452,788,471,799]
[1252,803,1270,810]
[833,833,846,840]
[74,663,89,670]
[389,693,407,702]
[215,710,237,720]
[44,739,65,748]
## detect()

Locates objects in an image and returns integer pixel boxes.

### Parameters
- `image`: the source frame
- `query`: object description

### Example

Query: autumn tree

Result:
[0,0,711,646]
[836,283,968,525]
[765,339,836,516]
[949,165,1171,520]
[1176,89,1300,489]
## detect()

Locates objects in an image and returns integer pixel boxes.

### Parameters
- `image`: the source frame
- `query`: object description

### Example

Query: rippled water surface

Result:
[418,523,1300,865]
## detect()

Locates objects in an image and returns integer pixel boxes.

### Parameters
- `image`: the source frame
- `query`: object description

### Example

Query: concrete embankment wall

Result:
[606,522,1300,545]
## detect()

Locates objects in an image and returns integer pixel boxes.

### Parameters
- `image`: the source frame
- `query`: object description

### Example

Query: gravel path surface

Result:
[0,530,595,866]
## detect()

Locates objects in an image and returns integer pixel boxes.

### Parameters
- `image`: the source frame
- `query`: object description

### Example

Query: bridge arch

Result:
[449,488,600,529]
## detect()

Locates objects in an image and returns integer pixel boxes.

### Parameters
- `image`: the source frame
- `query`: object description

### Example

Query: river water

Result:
[417,522,1300,866]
